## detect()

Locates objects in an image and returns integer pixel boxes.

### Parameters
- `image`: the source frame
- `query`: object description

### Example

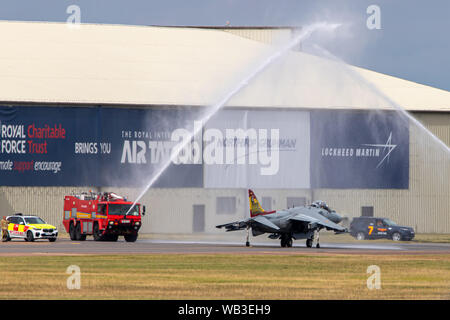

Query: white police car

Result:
[5,214,58,242]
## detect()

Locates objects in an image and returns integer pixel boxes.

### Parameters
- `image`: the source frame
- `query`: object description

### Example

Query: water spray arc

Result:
[126,22,342,214]
[308,43,450,156]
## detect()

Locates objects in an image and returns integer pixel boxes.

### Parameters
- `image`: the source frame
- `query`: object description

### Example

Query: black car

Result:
[350,217,415,241]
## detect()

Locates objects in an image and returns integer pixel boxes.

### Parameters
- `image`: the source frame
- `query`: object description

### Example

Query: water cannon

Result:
[101,192,125,201]
[109,192,124,200]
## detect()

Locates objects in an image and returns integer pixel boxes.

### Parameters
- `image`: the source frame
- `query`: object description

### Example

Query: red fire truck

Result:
[63,191,145,242]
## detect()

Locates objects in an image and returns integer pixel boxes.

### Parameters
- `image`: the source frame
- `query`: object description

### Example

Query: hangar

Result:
[0,21,449,234]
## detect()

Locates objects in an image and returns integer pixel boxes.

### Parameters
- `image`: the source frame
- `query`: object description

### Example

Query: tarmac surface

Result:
[1,237,449,256]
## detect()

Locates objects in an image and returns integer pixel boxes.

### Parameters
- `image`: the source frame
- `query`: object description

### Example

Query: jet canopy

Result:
[311,200,331,212]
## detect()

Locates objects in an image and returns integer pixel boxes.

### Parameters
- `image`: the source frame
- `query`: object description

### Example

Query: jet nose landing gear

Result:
[245,227,250,247]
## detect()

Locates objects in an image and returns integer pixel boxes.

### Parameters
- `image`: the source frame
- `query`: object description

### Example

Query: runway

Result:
[1,238,449,256]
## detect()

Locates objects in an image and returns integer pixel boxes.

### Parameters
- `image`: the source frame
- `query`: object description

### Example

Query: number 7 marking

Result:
[368,226,374,235]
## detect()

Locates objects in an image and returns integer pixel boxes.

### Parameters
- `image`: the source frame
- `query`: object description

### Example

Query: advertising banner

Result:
[0,106,203,187]
[1,106,409,189]
[204,109,311,188]
[310,110,409,189]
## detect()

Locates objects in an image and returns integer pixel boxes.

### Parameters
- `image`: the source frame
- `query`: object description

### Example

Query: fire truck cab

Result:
[63,191,145,242]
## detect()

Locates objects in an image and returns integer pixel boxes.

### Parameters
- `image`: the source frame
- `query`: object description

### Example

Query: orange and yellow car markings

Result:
[7,223,29,236]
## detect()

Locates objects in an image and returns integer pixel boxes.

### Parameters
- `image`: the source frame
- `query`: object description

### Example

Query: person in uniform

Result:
[1,216,9,242]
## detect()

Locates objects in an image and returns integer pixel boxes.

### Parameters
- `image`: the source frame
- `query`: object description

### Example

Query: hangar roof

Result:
[0,20,449,112]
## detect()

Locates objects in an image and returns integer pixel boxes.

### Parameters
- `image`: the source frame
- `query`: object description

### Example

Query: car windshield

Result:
[25,217,46,224]
[108,204,139,216]
[383,219,397,226]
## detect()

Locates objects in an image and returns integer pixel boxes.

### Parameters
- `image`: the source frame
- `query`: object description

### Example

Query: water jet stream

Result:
[308,43,450,155]
[126,22,342,214]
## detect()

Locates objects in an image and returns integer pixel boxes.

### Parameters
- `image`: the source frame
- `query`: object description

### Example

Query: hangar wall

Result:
[1,112,448,234]
[0,190,13,219]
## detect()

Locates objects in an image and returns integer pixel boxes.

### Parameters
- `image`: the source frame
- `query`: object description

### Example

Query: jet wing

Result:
[216,215,280,233]
[252,215,280,232]
[216,219,250,231]
[289,214,320,224]
[289,213,346,232]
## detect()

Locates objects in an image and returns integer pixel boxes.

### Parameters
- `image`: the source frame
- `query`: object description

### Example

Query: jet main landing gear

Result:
[306,230,321,248]
[280,234,293,248]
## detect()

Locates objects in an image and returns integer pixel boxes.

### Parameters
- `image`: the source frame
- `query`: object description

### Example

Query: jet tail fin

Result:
[248,189,266,217]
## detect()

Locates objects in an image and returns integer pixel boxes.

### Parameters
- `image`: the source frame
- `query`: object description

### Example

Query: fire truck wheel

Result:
[69,222,77,240]
[75,223,86,241]
[93,223,102,241]
[124,234,138,242]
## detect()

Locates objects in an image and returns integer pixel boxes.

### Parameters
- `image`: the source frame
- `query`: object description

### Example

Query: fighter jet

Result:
[216,189,347,248]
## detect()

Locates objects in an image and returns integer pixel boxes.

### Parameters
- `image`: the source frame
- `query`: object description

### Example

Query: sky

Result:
[1,0,449,91]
